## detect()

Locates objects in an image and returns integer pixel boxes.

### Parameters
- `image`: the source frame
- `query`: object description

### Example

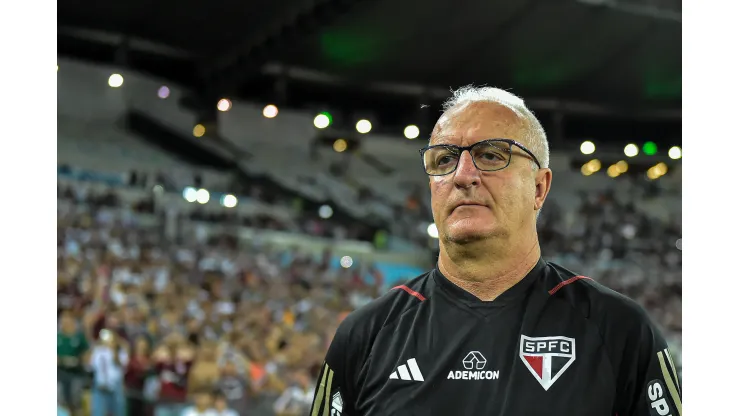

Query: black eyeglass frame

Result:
[418,138,542,176]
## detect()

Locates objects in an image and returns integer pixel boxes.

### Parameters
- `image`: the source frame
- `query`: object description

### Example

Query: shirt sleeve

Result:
[272,387,294,413]
[118,348,130,367]
[88,346,101,372]
[309,322,359,416]
[612,309,682,416]
[79,334,90,353]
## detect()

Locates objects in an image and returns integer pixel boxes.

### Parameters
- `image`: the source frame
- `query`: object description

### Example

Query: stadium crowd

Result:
[57,171,681,416]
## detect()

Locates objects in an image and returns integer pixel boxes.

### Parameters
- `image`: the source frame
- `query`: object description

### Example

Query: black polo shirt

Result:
[309,258,681,416]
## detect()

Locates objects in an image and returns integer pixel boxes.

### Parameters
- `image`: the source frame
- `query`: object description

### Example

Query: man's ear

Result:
[534,168,552,211]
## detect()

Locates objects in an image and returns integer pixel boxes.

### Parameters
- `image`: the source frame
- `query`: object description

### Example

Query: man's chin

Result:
[442,225,495,245]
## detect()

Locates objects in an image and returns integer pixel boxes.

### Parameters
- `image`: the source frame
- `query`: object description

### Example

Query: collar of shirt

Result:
[433,257,546,308]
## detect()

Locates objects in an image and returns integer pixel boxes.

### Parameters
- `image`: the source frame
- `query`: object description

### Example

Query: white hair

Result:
[440,85,550,169]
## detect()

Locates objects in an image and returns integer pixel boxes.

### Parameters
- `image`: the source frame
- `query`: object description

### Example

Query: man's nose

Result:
[453,151,480,189]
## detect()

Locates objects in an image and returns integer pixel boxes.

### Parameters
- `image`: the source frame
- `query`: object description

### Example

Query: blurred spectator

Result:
[88,329,128,416]
[188,342,221,396]
[272,369,314,416]
[125,336,153,416]
[154,339,193,416]
[212,392,239,416]
[58,311,89,413]
[215,360,251,415]
[181,389,214,416]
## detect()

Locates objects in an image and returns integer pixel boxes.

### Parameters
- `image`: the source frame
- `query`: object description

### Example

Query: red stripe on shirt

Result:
[548,275,593,295]
[391,285,426,302]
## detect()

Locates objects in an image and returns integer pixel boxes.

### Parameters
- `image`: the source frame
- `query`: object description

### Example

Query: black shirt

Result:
[309,258,681,416]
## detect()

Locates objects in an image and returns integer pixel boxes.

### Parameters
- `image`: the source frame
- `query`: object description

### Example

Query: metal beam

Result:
[58,26,195,59]
[575,0,681,23]
[261,63,681,120]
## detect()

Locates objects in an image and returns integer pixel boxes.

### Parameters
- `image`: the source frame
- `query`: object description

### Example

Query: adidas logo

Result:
[388,358,425,382]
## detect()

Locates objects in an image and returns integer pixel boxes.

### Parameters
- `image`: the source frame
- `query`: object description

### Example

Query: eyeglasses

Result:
[419,139,541,176]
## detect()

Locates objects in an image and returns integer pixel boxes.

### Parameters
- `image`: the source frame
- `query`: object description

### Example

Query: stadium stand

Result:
[57,59,680,416]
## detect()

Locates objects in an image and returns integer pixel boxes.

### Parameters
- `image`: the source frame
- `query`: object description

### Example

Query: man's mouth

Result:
[451,201,487,212]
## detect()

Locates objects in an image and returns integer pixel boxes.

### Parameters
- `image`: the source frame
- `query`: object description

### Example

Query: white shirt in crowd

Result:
[181,408,238,416]
[88,345,129,390]
[211,409,239,416]
[273,386,314,414]
[181,408,213,416]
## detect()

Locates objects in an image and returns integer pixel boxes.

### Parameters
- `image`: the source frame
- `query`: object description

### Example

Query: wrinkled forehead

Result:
[430,101,528,147]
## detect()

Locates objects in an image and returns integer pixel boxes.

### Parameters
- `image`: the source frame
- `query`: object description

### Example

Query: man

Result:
[273,369,314,416]
[89,329,129,416]
[309,86,681,415]
[58,311,90,414]
[214,359,251,416]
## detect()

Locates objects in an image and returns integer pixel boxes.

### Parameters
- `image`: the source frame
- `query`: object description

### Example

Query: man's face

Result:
[106,314,121,329]
[61,314,76,333]
[214,397,227,411]
[429,101,546,244]
[222,361,237,376]
[195,392,212,409]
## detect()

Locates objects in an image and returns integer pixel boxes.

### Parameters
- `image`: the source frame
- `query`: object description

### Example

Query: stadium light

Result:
[108,74,124,88]
[654,162,668,176]
[196,189,210,204]
[183,187,197,202]
[314,113,331,129]
[404,125,420,139]
[193,124,206,138]
[668,146,682,159]
[646,163,667,180]
[340,256,354,269]
[263,104,278,118]
[356,119,372,134]
[642,141,657,156]
[318,205,333,219]
[607,165,620,178]
[580,141,595,155]
[586,159,601,173]
[580,164,593,176]
[158,86,170,99]
[647,167,659,180]
[333,139,348,153]
[427,223,439,239]
[624,144,639,157]
[217,98,232,112]
[616,160,629,173]
[221,194,238,208]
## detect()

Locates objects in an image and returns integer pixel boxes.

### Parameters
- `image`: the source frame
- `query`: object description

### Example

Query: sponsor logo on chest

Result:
[447,351,500,381]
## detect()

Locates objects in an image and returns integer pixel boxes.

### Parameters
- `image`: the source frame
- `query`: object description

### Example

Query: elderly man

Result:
[309,86,681,416]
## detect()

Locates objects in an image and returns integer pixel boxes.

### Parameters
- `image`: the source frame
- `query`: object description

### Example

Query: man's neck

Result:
[437,233,541,301]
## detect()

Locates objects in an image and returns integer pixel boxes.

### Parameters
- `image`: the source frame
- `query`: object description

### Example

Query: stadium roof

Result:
[58,0,681,128]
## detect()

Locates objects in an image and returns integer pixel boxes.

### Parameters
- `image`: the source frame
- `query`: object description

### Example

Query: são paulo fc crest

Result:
[519,335,576,391]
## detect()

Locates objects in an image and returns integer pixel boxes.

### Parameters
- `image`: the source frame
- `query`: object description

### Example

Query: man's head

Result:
[134,336,149,357]
[426,86,552,247]
[213,392,228,411]
[193,390,213,410]
[221,359,238,376]
[60,311,76,334]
